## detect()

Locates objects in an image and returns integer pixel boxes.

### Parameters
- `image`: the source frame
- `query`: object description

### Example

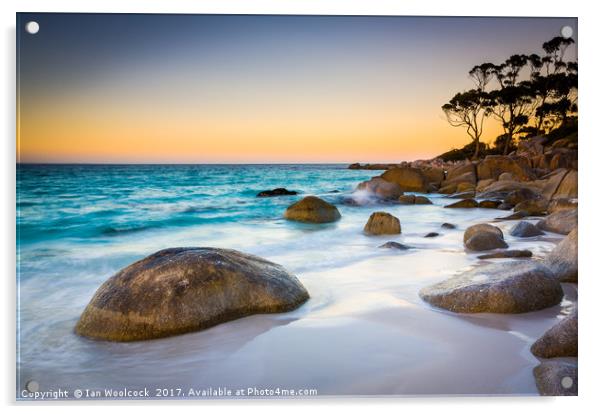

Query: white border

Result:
[3,1,601,413]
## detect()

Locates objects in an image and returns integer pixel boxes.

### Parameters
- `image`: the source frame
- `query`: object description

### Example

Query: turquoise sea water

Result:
[16,164,572,398]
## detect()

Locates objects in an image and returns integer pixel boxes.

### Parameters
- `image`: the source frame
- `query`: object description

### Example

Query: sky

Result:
[17,14,577,163]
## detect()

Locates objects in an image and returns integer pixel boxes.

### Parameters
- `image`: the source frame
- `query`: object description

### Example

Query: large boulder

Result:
[548,198,578,214]
[364,212,401,235]
[75,248,310,341]
[356,177,404,200]
[513,198,548,216]
[549,149,578,170]
[553,169,577,199]
[531,309,577,358]
[533,360,578,396]
[476,179,495,193]
[510,221,544,238]
[537,209,577,235]
[541,169,569,200]
[477,250,532,259]
[446,163,476,182]
[476,155,536,182]
[504,188,542,206]
[479,180,544,201]
[544,229,578,283]
[420,166,445,186]
[284,196,341,223]
[381,167,429,192]
[419,261,563,313]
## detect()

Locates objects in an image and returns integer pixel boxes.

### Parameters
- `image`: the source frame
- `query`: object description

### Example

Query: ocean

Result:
[16,163,573,397]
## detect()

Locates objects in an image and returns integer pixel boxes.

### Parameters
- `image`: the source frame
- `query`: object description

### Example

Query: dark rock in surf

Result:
[257,188,298,197]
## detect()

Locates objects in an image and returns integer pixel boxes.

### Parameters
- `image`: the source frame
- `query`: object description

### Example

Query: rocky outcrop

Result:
[544,229,578,283]
[257,188,298,197]
[75,248,310,341]
[537,209,577,235]
[533,360,577,396]
[476,155,537,182]
[381,167,429,193]
[284,196,341,223]
[531,309,577,358]
[364,212,401,235]
[510,221,544,238]
[477,250,532,259]
[463,223,508,251]
[444,199,478,208]
[356,177,404,200]
[419,261,563,313]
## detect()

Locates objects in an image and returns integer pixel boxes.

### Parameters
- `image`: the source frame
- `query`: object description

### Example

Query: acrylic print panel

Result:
[16,13,578,400]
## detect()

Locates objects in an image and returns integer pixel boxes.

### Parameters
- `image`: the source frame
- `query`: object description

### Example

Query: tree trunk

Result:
[472,138,480,160]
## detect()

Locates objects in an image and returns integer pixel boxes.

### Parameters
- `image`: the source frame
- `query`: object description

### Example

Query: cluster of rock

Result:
[419,216,578,396]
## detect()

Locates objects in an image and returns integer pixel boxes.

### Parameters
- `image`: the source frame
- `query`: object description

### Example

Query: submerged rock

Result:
[257,188,298,197]
[544,229,578,283]
[379,241,410,250]
[537,209,577,235]
[444,199,478,208]
[284,196,341,223]
[419,261,563,313]
[533,360,578,396]
[463,223,508,251]
[510,221,544,238]
[424,232,440,238]
[441,222,457,229]
[75,248,310,341]
[364,212,401,235]
[531,309,577,358]
[477,250,532,259]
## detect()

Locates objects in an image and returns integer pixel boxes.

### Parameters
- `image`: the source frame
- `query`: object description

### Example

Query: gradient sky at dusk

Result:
[17,13,577,163]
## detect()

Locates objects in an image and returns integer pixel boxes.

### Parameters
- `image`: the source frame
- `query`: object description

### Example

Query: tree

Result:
[488,55,534,154]
[442,89,491,159]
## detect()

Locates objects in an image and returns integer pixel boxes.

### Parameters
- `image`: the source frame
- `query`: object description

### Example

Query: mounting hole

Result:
[561,376,573,389]
[25,21,39,35]
[25,380,39,392]
[560,25,573,39]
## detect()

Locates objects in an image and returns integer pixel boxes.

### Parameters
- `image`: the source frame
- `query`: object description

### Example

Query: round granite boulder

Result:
[284,196,341,223]
[419,261,563,313]
[537,209,577,235]
[364,212,401,235]
[75,248,310,341]
[463,223,508,251]
[510,221,544,238]
[531,308,577,358]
